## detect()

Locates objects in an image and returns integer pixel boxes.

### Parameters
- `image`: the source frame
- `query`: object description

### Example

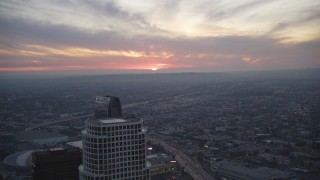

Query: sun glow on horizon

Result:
[0,0,318,72]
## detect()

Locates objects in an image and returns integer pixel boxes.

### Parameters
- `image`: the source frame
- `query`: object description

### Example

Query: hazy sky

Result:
[0,0,319,73]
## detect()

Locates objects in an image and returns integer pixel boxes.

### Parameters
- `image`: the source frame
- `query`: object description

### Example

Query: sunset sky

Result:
[0,0,319,73]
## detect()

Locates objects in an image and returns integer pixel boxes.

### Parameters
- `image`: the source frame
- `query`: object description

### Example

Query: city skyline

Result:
[0,71,319,179]
[0,0,319,73]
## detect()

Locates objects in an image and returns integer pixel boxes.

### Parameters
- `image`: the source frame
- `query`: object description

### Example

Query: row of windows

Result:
[87,129,143,136]
[84,137,145,145]
[86,124,142,132]
[83,146,146,157]
[83,146,145,152]
[84,135,145,143]
[84,156,145,165]
[83,162,145,172]
[83,150,145,159]
[82,164,147,175]
[83,163,147,171]
[83,142,145,149]
[81,171,149,180]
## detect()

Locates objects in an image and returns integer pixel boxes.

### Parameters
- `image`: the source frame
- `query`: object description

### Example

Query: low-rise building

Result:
[210,159,294,180]
[147,153,176,175]
[32,147,82,180]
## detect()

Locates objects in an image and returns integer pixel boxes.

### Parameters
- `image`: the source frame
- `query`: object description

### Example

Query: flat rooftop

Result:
[99,119,127,124]
[67,140,83,149]
[87,117,142,124]
[211,159,292,179]
[147,153,173,166]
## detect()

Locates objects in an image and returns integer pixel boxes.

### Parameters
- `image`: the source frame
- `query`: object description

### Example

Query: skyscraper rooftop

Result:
[94,96,122,119]
[79,96,150,180]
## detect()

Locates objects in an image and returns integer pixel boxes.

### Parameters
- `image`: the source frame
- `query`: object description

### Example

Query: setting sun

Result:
[151,68,158,71]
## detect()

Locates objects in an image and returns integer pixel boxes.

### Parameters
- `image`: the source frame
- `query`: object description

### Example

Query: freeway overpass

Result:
[25,114,93,132]
[25,103,135,132]
[25,91,206,131]
[148,137,214,180]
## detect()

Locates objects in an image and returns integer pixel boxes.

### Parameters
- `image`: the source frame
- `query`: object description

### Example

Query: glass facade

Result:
[79,118,150,180]
[94,96,122,119]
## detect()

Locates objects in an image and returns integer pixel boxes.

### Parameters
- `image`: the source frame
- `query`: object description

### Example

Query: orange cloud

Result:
[242,57,261,63]
[157,63,168,66]
[0,44,174,59]
[0,49,47,56]
[184,53,238,59]
[0,67,50,71]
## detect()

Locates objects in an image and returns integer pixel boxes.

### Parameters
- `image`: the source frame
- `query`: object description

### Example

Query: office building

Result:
[79,96,150,180]
[32,147,82,180]
[146,153,176,175]
[210,159,293,180]
[95,96,122,119]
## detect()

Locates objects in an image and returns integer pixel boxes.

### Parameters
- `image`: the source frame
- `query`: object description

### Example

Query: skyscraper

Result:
[94,96,122,119]
[79,96,150,180]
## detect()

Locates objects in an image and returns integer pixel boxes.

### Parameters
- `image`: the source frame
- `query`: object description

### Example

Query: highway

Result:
[24,92,213,179]
[148,137,214,180]
[25,91,206,131]
[25,114,93,131]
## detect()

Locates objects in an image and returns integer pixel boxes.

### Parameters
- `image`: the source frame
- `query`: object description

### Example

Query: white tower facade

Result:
[79,117,150,180]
